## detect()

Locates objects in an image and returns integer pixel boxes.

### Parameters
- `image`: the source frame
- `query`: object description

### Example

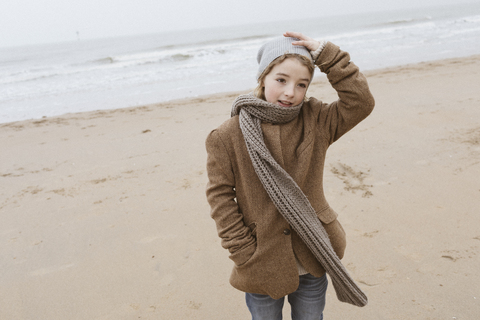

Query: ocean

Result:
[1,2,480,124]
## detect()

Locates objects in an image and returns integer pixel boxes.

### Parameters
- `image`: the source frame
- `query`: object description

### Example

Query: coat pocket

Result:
[247,222,257,237]
[316,206,346,259]
[315,206,338,224]
[229,222,257,266]
[229,241,257,266]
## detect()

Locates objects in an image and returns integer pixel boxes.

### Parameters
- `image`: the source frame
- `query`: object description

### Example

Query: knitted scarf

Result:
[231,94,368,307]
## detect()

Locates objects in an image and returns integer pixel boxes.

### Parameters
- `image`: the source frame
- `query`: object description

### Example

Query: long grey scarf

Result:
[231,94,368,307]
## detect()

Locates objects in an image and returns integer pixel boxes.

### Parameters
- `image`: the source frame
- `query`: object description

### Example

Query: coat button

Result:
[283,228,291,235]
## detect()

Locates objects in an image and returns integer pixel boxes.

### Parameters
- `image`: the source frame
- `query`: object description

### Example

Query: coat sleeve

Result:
[313,42,375,144]
[205,129,256,266]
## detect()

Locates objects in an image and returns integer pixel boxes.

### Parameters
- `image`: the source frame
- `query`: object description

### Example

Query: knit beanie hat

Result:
[256,37,314,80]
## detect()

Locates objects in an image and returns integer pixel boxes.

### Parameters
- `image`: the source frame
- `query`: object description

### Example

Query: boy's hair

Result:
[254,54,315,101]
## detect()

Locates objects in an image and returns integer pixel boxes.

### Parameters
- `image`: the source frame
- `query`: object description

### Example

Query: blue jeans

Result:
[245,274,328,320]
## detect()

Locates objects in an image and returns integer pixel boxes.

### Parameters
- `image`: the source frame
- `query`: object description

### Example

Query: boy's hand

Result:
[283,31,320,52]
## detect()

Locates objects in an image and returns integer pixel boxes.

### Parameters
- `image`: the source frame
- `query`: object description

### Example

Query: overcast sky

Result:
[1,0,477,47]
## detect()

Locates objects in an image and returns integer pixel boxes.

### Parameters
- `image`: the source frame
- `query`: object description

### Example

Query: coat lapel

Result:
[282,116,315,187]
[262,123,285,169]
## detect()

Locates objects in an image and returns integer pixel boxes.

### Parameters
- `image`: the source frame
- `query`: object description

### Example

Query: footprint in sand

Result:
[444,126,480,164]
[440,247,477,262]
[330,162,373,197]
[180,179,191,189]
[362,230,379,238]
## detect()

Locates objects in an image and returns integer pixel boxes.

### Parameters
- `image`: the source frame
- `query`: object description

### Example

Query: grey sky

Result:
[1,0,477,47]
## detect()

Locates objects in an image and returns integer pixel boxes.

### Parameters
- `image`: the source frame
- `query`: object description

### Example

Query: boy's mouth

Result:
[277,100,293,107]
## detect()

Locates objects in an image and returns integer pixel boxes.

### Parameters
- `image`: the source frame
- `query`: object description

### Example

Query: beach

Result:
[1,54,480,319]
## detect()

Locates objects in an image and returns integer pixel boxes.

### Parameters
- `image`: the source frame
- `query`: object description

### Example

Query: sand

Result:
[1,55,479,319]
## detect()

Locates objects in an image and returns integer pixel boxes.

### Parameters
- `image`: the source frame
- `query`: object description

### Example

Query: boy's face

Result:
[263,58,311,107]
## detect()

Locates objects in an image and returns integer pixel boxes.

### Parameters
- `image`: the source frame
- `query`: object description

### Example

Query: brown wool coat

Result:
[205,42,375,299]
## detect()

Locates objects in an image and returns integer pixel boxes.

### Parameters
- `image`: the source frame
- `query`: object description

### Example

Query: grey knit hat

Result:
[256,37,313,80]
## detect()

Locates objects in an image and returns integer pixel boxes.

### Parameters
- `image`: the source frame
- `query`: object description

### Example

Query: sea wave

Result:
[458,15,480,23]
[88,47,230,68]
[383,16,433,26]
